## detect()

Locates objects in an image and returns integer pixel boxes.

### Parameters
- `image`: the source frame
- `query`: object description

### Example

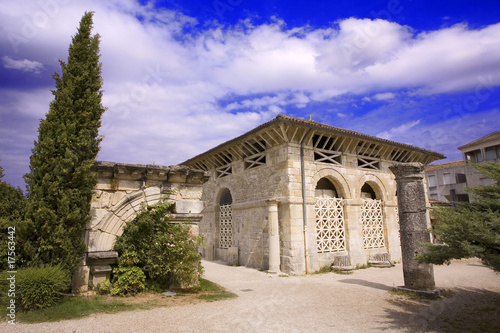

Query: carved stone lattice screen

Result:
[361,199,385,249]
[219,204,233,249]
[315,198,346,253]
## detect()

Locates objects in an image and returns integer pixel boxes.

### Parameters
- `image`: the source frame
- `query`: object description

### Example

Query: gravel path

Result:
[3,258,499,332]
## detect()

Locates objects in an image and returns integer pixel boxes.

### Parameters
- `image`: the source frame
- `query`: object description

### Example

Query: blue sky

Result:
[1,0,499,189]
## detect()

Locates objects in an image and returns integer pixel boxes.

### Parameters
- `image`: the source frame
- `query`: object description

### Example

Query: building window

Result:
[314,150,342,165]
[315,178,346,253]
[216,165,232,178]
[361,199,385,249]
[480,178,491,185]
[357,156,380,170]
[443,172,453,185]
[219,189,233,249]
[244,151,266,169]
[312,134,342,165]
[244,140,266,169]
[485,146,497,160]
[456,173,467,184]
[427,175,437,188]
[465,149,483,163]
[360,183,385,249]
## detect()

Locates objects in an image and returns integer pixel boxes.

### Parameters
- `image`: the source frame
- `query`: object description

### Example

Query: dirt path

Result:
[3,258,499,332]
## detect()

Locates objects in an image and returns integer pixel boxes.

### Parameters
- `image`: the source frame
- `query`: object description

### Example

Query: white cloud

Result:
[373,92,396,101]
[1,0,500,187]
[377,120,421,140]
[3,56,45,73]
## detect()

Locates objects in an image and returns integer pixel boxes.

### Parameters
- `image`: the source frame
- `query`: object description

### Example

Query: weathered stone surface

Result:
[175,200,204,214]
[87,251,118,262]
[390,162,436,291]
[76,162,210,294]
[90,264,112,274]
[72,265,90,294]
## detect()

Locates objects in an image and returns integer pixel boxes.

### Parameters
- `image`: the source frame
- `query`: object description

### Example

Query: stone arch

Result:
[311,167,351,199]
[218,187,233,205]
[315,178,338,198]
[88,186,162,252]
[357,174,389,251]
[215,187,234,250]
[356,174,388,201]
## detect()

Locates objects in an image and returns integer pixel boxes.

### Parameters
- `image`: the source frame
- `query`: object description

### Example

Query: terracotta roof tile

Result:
[425,160,465,171]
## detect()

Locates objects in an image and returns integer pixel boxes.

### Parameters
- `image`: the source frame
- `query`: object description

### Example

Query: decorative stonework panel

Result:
[315,198,346,253]
[219,204,233,249]
[361,199,385,249]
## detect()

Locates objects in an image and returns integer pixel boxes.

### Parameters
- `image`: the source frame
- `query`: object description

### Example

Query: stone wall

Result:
[72,162,209,293]
[199,141,403,275]
[199,144,290,269]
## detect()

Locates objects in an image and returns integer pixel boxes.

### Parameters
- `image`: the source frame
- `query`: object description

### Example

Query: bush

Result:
[111,267,145,297]
[114,199,204,290]
[0,265,70,311]
[96,279,111,295]
[110,251,145,296]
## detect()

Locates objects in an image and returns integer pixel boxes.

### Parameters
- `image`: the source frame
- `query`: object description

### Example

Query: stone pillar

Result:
[389,163,436,291]
[266,199,281,274]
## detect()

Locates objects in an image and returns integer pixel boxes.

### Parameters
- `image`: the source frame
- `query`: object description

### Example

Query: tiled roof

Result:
[276,115,444,157]
[425,160,465,171]
[182,115,445,166]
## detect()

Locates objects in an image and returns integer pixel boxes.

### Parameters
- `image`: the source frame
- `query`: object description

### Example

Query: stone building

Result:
[182,115,444,275]
[73,162,210,293]
[425,131,500,203]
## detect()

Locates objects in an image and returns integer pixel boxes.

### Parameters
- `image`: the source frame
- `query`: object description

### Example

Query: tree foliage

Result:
[416,163,500,271]
[23,12,106,274]
[0,166,27,270]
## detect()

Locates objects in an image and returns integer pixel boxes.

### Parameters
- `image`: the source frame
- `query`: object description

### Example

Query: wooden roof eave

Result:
[182,115,445,168]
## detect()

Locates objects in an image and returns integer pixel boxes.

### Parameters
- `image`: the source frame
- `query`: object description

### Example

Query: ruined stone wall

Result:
[72,162,209,293]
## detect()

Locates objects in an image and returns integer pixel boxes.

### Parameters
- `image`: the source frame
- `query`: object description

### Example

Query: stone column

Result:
[389,163,436,291]
[266,199,281,274]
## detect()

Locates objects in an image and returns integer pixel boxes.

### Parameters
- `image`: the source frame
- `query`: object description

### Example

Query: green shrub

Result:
[111,267,145,297]
[0,265,70,311]
[96,279,111,295]
[109,251,145,297]
[114,198,204,290]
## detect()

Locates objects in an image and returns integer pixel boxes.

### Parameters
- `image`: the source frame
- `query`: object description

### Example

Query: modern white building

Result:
[425,131,500,203]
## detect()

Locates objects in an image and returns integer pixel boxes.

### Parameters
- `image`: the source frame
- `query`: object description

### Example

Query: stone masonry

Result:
[390,163,436,290]
[183,115,445,275]
[72,161,209,293]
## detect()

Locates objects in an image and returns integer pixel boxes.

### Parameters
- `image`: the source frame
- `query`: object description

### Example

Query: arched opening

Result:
[315,177,338,198]
[219,188,233,206]
[218,188,233,249]
[361,183,377,200]
[360,182,385,249]
[315,177,346,253]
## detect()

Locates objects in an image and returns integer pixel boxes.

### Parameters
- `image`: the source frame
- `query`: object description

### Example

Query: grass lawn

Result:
[15,278,236,324]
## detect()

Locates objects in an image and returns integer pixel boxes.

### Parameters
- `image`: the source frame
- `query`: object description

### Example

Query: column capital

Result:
[389,162,425,181]
[265,198,281,205]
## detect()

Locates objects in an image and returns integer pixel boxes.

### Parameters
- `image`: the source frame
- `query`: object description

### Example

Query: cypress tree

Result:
[0,164,28,270]
[24,12,106,274]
